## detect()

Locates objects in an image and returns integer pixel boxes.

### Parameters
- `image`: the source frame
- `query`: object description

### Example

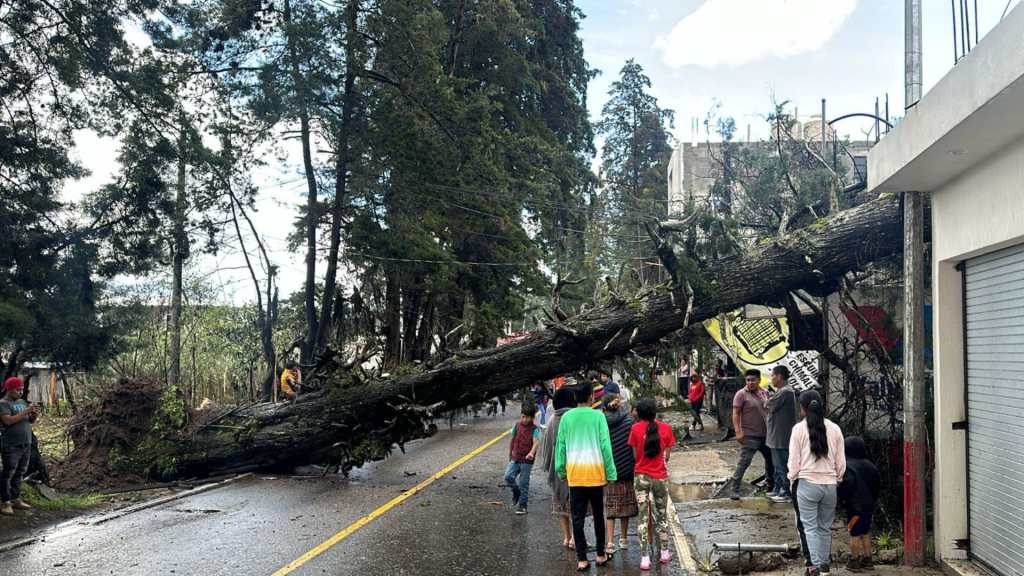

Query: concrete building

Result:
[868,5,1024,574]
[667,137,872,219]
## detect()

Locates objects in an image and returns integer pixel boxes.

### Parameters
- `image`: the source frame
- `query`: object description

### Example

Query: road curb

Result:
[0,536,38,555]
[85,472,254,526]
[667,495,699,575]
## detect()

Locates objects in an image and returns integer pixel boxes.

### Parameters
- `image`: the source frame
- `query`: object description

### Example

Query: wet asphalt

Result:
[0,407,687,576]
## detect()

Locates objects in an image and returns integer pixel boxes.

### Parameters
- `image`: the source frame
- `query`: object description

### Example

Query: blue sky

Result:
[578,0,1022,142]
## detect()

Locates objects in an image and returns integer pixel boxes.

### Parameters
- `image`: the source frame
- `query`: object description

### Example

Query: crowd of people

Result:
[504,367,881,576]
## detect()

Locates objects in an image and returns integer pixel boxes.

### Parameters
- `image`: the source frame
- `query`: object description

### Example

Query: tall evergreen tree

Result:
[596,59,675,286]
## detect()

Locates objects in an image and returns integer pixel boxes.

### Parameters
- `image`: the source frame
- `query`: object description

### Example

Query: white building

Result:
[867,5,1024,574]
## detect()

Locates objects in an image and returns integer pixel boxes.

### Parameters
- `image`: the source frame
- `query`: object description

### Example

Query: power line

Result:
[343,250,535,267]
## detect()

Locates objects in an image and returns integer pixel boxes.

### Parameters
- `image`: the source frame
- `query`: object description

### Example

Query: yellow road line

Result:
[667,495,699,574]
[271,428,511,576]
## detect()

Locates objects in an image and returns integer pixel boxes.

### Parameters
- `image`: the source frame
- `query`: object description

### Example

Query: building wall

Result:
[931,134,1024,561]
[666,141,873,220]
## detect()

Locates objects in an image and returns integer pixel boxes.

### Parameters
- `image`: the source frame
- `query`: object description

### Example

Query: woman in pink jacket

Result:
[787,390,846,576]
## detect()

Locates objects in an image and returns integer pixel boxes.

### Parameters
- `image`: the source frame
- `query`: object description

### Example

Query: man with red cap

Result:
[1,376,39,515]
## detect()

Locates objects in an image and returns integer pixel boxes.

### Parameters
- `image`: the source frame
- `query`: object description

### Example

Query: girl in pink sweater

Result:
[787,390,846,576]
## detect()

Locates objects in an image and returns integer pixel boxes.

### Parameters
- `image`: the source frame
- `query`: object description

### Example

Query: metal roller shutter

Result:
[965,242,1024,576]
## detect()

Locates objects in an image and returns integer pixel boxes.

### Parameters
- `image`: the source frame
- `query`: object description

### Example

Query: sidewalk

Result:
[663,410,940,575]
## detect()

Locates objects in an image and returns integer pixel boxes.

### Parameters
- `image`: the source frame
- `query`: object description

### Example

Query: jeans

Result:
[570,486,607,562]
[732,436,775,492]
[771,448,790,496]
[796,480,837,567]
[690,399,704,427]
[1,444,31,503]
[792,480,812,565]
[537,402,547,425]
[504,461,532,507]
[635,475,670,555]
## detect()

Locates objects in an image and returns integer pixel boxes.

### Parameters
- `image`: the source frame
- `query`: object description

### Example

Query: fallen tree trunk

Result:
[73,195,907,481]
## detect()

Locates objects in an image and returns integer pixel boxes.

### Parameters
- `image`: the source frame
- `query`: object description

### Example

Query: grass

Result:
[21,484,105,511]
[698,549,716,572]
[874,530,899,550]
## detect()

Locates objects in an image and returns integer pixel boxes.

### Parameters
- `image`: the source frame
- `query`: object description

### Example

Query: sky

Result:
[64,0,1023,303]
[579,0,1022,143]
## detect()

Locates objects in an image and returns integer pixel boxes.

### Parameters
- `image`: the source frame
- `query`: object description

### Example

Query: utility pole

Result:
[903,0,927,567]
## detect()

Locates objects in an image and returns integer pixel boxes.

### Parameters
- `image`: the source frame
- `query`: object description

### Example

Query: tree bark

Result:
[383,266,402,368]
[168,114,188,391]
[116,196,905,479]
[283,0,320,365]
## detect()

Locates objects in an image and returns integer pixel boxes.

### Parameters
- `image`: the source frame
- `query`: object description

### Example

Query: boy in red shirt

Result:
[628,398,677,571]
[505,404,540,515]
[687,373,705,431]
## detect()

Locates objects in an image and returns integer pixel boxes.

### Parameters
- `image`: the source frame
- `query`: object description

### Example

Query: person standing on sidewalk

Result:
[601,395,637,555]
[505,404,540,515]
[767,365,799,503]
[1,377,39,515]
[730,369,775,500]
[839,435,880,572]
[556,384,617,571]
[788,390,846,576]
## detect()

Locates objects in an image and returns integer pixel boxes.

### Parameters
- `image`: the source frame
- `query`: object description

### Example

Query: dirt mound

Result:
[53,378,163,491]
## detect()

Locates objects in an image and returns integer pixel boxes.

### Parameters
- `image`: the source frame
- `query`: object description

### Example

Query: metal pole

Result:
[875,98,881,143]
[820,98,827,154]
[962,0,970,51]
[903,0,927,567]
[951,0,959,63]
[885,93,890,133]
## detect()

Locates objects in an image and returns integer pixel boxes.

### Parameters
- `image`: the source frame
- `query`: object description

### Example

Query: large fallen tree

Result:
[63,195,906,482]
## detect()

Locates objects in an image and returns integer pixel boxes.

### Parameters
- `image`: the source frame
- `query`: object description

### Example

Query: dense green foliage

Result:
[595,59,675,286]
[1,0,608,384]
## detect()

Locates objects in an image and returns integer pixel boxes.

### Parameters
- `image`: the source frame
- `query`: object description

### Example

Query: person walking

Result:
[788,390,846,576]
[504,404,540,515]
[767,365,799,503]
[601,395,637,555]
[687,373,706,431]
[629,398,677,571]
[539,385,579,549]
[555,384,617,571]
[1,377,39,516]
[730,369,775,499]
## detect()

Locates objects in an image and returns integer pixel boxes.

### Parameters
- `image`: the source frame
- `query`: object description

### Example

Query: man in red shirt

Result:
[687,374,705,431]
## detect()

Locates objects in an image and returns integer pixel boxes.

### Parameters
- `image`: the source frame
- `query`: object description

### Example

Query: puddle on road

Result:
[670,482,714,502]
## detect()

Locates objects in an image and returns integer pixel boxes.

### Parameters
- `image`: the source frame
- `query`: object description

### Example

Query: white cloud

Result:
[654,0,859,69]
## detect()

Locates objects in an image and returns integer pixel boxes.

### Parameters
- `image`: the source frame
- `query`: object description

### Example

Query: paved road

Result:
[1,408,687,575]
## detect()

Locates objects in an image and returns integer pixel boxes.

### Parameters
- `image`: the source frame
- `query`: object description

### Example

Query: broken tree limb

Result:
[74,196,906,481]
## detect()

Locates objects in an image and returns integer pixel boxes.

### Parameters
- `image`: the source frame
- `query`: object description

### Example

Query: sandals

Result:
[576,561,590,572]
[596,550,614,567]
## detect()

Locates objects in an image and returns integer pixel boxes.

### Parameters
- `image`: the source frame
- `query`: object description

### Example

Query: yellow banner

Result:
[703,309,820,391]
